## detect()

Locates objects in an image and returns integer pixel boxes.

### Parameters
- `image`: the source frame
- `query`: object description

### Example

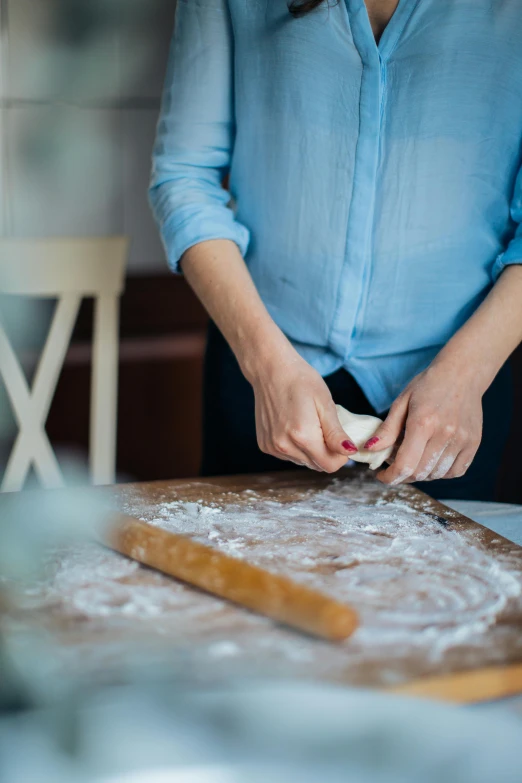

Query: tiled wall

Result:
[0,0,175,274]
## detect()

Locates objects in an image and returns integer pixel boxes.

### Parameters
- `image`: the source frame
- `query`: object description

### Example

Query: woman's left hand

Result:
[366,360,485,484]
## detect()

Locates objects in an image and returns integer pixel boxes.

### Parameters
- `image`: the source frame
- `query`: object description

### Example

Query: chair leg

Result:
[0,295,80,491]
[2,428,64,492]
[90,293,119,485]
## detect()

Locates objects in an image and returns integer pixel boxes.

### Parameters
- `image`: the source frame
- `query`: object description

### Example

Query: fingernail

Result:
[342,440,358,453]
[364,436,379,450]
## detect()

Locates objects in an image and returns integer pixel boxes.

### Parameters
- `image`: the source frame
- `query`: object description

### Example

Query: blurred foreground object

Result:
[1,680,522,783]
[1,479,522,782]
[0,237,128,490]
[0,473,114,717]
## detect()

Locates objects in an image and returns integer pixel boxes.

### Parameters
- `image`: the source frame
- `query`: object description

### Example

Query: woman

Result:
[150,0,522,500]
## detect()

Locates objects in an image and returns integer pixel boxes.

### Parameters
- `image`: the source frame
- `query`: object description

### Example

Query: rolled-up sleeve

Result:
[492,163,522,281]
[149,0,250,273]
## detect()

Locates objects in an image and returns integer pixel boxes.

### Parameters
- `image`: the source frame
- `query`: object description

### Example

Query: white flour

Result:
[33,544,226,620]
[20,477,522,680]
[133,481,521,656]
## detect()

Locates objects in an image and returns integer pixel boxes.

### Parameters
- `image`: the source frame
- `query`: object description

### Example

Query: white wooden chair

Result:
[0,237,128,491]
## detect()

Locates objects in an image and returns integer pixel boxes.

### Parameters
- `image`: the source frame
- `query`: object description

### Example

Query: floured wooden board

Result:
[5,470,522,695]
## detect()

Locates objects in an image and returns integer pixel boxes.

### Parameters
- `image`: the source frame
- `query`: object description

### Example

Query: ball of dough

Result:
[336,405,393,471]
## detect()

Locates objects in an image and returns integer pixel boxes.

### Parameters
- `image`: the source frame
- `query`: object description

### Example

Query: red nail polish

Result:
[342,440,358,453]
[364,436,379,449]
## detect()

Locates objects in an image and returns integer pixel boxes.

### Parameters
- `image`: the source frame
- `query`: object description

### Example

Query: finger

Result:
[289,427,349,474]
[386,431,405,464]
[302,447,347,474]
[440,448,477,480]
[318,401,358,456]
[293,457,324,472]
[427,448,459,481]
[364,394,409,451]
[289,452,325,471]
[411,442,448,482]
[377,414,430,486]
[254,401,322,470]
[270,436,324,472]
[308,446,350,474]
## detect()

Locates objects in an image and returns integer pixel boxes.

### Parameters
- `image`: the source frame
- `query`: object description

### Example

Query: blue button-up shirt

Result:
[149,0,522,413]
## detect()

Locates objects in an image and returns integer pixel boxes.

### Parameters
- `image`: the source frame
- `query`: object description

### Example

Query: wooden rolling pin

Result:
[105,514,358,642]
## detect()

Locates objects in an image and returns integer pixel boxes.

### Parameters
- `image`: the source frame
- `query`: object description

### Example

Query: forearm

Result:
[432,264,522,391]
[181,239,296,382]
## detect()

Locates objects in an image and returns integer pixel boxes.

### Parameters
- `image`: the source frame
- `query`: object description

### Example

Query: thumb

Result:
[320,403,359,456]
[364,394,409,451]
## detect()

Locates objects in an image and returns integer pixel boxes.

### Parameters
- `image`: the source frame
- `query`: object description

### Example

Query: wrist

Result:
[235,322,298,385]
[430,343,498,395]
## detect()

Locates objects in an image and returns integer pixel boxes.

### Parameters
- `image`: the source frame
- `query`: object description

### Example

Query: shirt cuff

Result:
[160,204,251,274]
[492,236,522,282]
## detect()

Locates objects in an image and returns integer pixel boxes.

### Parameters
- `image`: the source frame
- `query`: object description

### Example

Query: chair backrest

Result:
[0,237,129,491]
[0,237,127,297]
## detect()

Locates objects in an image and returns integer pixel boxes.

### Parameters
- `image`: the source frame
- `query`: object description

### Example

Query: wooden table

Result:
[4,469,522,704]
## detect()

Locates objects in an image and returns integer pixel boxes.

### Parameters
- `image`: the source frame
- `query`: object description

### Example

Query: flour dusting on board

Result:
[32,543,227,620]
[130,480,521,655]
[21,477,522,682]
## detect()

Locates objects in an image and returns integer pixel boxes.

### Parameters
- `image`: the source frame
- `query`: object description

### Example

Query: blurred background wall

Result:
[0,0,208,482]
[0,0,520,498]
[1,0,171,272]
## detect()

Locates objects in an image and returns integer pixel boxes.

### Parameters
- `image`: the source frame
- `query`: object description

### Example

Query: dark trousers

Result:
[201,322,512,501]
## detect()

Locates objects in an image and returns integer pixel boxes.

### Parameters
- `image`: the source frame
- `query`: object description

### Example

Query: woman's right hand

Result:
[247,348,358,472]
[180,239,358,472]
